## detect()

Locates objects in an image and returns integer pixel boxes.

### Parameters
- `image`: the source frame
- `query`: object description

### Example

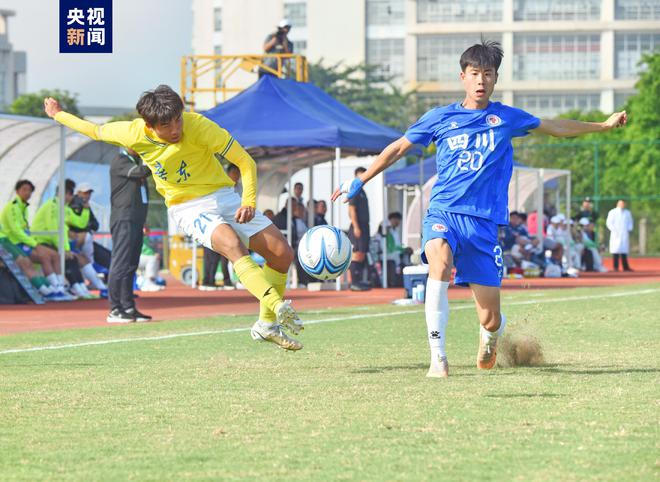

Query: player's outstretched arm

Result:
[44,97,103,140]
[533,111,627,138]
[331,136,414,202]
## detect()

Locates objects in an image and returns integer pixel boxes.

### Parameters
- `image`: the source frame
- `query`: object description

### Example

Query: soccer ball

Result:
[297,225,352,281]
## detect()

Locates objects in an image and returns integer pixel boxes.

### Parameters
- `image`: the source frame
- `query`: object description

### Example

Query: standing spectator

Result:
[606,200,634,271]
[314,200,328,226]
[273,198,312,284]
[107,147,151,322]
[293,182,304,206]
[261,19,293,78]
[347,167,371,291]
[575,197,598,224]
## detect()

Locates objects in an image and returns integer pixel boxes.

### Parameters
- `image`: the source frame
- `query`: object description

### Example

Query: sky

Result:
[2,0,193,108]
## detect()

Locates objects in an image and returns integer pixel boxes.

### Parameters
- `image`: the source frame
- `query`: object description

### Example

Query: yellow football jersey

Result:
[54,111,257,207]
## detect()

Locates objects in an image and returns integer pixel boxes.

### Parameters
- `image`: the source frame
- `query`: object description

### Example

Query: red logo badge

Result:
[432,224,448,233]
[486,114,501,126]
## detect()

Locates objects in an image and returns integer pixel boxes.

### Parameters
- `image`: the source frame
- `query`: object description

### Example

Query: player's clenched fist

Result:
[44,97,63,119]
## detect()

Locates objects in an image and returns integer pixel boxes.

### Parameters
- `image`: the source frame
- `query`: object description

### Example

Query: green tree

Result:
[514,51,660,252]
[9,89,80,118]
[309,60,425,132]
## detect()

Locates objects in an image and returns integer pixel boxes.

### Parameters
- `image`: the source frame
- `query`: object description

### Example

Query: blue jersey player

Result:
[332,40,627,378]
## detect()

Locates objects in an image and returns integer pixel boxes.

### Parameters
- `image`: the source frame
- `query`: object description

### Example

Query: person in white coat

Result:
[606,200,634,271]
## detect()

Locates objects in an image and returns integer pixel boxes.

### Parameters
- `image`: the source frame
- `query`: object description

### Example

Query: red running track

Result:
[1,257,658,335]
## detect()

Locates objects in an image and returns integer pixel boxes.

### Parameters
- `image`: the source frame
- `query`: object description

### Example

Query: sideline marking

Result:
[0,288,657,356]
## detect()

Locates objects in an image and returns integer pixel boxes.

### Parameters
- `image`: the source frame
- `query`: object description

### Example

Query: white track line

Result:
[0,287,657,356]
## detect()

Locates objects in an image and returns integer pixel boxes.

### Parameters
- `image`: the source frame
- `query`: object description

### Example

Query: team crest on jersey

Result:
[431,223,448,233]
[449,121,459,129]
[486,114,501,126]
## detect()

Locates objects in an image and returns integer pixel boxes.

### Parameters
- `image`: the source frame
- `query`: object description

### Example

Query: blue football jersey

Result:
[405,102,540,225]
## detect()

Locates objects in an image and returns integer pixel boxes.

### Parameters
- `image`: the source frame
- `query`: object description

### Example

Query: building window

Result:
[615,0,660,20]
[514,93,601,117]
[417,0,503,23]
[513,0,601,21]
[292,40,307,55]
[284,2,307,28]
[513,34,600,81]
[367,38,404,81]
[214,7,222,32]
[417,34,502,82]
[615,32,660,78]
[214,45,223,87]
[615,91,635,108]
[367,0,404,26]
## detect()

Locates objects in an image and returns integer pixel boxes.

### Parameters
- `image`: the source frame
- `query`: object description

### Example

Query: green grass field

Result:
[1,283,658,481]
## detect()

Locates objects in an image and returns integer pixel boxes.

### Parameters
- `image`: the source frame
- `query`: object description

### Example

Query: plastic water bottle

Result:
[411,285,418,301]
[416,283,425,303]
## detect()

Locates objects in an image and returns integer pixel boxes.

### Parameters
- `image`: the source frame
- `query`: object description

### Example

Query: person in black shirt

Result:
[260,19,293,78]
[574,197,598,224]
[107,147,151,323]
[347,167,371,291]
[314,200,328,226]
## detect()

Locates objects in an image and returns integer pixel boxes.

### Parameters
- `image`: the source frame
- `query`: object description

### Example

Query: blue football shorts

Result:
[422,209,504,287]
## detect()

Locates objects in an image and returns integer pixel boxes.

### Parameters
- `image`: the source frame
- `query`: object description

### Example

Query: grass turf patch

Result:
[0,283,658,480]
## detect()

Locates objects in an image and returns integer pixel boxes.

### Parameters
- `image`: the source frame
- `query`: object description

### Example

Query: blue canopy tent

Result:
[203,75,404,152]
[202,75,408,287]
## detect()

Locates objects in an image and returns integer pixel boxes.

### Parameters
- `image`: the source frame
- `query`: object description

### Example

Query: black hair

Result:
[65,179,76,195]
[388,212,402,220]
[136,85,184,126]
[294,182,303,188]
[14,179,35,192]
[355,167,367,176]
[460,38,503,72]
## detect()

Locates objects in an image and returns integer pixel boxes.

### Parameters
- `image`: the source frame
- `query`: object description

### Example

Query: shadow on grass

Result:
[538,365,660,376]
[351,364,517,376]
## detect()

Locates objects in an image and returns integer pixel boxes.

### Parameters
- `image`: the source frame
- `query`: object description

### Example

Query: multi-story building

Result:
[0,9,26,110]
[192,0,659,116]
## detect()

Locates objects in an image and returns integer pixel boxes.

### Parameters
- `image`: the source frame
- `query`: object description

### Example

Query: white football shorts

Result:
[169,187,271,250]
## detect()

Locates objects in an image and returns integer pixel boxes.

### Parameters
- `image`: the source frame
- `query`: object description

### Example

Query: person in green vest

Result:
[0,179,73,301]
[32,179,96,299]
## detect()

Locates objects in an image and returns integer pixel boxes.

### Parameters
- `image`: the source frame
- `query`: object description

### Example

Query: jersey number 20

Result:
[457,151,484,172]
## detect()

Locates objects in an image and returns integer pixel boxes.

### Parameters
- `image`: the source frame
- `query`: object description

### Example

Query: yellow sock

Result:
[233,256,282,315]
[259,264,288,322]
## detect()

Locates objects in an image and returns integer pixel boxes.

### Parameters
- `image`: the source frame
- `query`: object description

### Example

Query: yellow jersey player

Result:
[44,85,303,350]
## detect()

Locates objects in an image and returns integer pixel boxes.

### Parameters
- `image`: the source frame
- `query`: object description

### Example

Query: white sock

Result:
[480,313,507,344]
[39,285,53,296]
[81,263,106,290]
[47,273,59,288]
[72,283,86,297]
[425,278,450,360]
[57,274,67,288]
